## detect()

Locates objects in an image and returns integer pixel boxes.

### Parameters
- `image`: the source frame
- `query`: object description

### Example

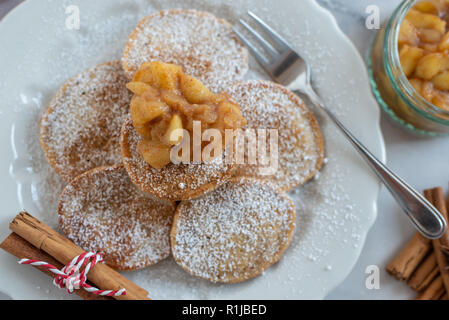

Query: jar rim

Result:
[384,0,449,125]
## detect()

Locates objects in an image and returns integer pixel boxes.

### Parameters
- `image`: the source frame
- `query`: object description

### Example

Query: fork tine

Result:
[233,26,271,67]
[238,19,278,58]
[247,11,292,52]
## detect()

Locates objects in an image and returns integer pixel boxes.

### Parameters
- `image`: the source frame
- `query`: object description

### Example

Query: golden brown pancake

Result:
[58,164,175,271]
[40,61,132,182]
[171,177,296,283]
[122,9,248,92]
[226,80,324,192]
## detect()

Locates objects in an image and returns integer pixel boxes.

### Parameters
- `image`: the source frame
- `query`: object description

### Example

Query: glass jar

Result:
[368,0,449,136]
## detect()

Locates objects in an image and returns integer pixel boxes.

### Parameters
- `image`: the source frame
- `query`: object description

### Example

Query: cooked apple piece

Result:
[149,61,182,91]
[421,80,436,101]
[130,96,169,125]
[406,9,446,35]
[180,74,215,104]
[137,140,172,169]
[126,81,154,96]
[163,114,184,145]
[134,124,152,139]
[432,71,449,91]
[431,92,449,111]
[422,43,439,52]
[149,115,171,141]
[419,28,442,44]
[438,32,449,51]
[133,62,155,83]
[217,102,247,128]
[408,78,423,93]
[415,52,446,79]
[399,19,419,46]
[193,105,218,124]
[399,45,424,77]
[414,1,438,15]
[161,90,192,115]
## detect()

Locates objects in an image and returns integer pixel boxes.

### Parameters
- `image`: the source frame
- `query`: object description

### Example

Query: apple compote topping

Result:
[398,0,449,110]
[126,61,247,169]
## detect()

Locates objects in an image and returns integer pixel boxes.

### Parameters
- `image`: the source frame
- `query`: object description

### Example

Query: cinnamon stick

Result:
[8,212,149,300]
[407,252,438,291]
[386,232,431,281]
[415,275,444,300]
[426,187,449,295]
[386,189,446,281]
[0,233,111,300]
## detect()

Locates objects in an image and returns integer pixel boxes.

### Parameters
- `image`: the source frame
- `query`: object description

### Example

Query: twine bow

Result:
[18,251,126,297]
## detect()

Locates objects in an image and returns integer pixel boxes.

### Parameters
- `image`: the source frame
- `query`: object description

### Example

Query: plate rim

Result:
[310,0,386,297]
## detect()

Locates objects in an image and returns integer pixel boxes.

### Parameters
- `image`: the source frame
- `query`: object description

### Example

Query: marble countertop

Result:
[318,0,448,300]
[1,0,448,300]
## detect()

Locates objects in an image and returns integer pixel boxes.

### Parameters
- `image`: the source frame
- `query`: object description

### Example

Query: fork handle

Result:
[304,88,446,239]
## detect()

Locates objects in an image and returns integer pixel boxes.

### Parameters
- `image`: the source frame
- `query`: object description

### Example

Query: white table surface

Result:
[1,0,448,300]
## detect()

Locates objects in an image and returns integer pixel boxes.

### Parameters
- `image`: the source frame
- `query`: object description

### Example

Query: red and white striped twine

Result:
[19,251,126,297]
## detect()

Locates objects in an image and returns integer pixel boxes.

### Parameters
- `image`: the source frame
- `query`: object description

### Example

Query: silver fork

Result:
[234,12,446,239]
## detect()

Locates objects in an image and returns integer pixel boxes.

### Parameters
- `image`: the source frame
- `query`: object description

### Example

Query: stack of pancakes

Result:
[40,10,324,283]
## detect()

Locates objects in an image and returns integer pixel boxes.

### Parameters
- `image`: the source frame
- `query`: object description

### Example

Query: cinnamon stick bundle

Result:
[2,212,150,300]
[387,187,449,300]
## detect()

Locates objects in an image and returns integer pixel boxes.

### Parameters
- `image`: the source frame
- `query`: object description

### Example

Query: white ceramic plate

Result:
[0,0,385,299]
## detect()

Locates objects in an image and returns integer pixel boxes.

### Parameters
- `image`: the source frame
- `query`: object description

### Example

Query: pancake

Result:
[120,115,236,201]
[226,80,324,192]
[58,164,175,271]
[171,177,296,283]
[122,9,248,92]
[40,61,132,182]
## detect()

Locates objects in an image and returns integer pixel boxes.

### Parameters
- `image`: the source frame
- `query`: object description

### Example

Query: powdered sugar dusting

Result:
[172,178,295,283]
[6,0,373,299]
[227,80,324,191]
[122,9,248,92]
[58,165,175,270]
[40,61,132,182]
